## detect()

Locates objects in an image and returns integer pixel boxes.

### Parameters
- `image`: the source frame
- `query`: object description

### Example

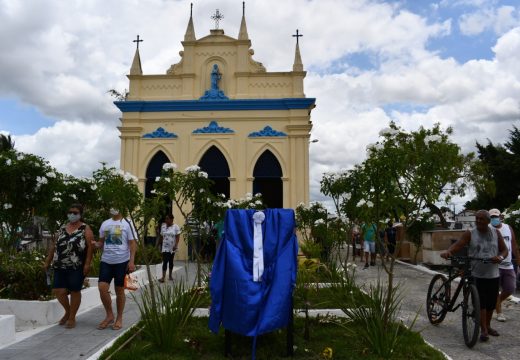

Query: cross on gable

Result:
[292,29,303,45]
[211,9,224,29]
[133,35,143,50]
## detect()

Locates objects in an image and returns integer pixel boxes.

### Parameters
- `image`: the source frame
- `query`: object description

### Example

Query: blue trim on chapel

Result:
[142,127,178,138]
[249,126,287,137]
[114,98,316,112]
[193,121,234,134]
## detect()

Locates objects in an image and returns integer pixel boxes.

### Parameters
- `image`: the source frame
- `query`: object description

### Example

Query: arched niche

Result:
[253,150,283,208]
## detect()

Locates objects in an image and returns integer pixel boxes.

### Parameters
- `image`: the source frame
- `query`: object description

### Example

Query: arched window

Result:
[198,145,230,198]
[253,150,283,208]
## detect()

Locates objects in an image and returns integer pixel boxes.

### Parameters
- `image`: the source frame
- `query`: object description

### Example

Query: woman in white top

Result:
[158,213,181,282]
[490,208,519,322]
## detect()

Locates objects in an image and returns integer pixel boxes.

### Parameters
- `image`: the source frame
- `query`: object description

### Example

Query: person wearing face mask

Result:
[43,204,94,328]
[96,208,136,331]
[490,208,519,322]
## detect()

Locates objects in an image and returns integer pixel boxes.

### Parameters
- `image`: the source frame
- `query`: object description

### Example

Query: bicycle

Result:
[426,256,491,348]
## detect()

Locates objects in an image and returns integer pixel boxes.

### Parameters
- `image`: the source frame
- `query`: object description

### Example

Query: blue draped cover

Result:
[209,209,298,337]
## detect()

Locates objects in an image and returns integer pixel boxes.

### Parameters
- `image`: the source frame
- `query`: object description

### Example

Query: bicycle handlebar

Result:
[447,256,494,264]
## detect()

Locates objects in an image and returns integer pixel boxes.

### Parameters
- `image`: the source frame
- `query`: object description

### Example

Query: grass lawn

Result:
[100,317,445,360]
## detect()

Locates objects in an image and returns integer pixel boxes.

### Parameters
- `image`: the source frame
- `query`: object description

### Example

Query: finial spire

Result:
[238,2,249,40]
[130,36,143,75]
[184,3,196,41]
[292,30,303,71]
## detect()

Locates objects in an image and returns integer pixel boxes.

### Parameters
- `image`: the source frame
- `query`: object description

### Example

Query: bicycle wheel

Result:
[462,283,480,348]
[426,274,450,324]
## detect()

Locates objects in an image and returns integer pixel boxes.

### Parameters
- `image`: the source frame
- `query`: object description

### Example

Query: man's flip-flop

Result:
[112,323,123,330]
[97,320,114,330]
[488,328,500,336]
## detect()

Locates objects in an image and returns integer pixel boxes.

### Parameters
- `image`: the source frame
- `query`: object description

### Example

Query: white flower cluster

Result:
[185,165,200,173]
[346,262,357,270]
[123,172,138,182]
[46,171,56,178]
[3,203,13,210]
[424,134,442,143]
[379,127,399,137]
[52,197,62,202]
[5,158,12,166]
[356,199,374,208]
[162,162,177,171]
[314,219,325,226]
[198,171,208,178]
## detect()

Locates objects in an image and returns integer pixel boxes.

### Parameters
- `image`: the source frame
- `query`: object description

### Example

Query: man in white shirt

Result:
[96,208,136,331]
[490,208,519,322]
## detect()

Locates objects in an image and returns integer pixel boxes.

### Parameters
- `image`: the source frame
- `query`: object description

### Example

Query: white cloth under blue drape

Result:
[252,211,265,282]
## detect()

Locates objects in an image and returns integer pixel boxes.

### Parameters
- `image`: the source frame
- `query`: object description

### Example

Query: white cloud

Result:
[459,5,520,36]
[13,121,119,177]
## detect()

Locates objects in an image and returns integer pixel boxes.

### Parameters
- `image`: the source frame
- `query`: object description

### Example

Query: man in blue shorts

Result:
[362,223,377,269]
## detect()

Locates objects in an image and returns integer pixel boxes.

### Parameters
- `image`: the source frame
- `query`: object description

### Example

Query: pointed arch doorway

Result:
[253,150,283,208]
[145,150,172,213]
[198,145,231,198]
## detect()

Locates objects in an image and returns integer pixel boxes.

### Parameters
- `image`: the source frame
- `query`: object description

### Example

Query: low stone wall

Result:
[0,263,163,328]
[422,230,465,265]
[0,315,15,345]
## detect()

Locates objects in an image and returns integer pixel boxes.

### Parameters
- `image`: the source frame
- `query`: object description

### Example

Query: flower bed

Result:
[0,250,51,301]
[99,317,445,360]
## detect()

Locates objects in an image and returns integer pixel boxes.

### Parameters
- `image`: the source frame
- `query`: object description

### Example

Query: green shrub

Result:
[336,278,416,359]
[135,245,162,265]
[136,280,203,352]
[88,250,102,277]
[0,249,52,300]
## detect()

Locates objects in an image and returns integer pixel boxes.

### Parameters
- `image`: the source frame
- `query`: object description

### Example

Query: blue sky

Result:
[1,0,519,207]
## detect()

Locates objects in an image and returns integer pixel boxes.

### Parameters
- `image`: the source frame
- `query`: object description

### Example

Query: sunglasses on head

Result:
[68,211,80,215]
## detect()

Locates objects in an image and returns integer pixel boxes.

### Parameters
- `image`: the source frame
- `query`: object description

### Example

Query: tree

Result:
[0,134,15,152]
[466,126,520,211]
[320,122,482,331]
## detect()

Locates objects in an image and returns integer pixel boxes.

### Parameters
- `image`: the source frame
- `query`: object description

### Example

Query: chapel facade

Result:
[115,6,315,258]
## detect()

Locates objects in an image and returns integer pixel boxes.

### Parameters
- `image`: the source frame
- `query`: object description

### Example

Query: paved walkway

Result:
[0,261,200,360]
[355,260,520,360]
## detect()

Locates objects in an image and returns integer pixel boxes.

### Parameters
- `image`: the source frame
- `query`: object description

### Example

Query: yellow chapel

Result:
[115,5,316,258]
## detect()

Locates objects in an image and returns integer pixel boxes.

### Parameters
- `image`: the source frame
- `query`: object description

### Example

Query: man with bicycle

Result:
[441,210,508,342]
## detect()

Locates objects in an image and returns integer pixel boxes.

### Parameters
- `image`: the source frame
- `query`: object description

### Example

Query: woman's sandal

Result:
[112,322,123,330]
[97,319,114,330]
[65,320,76,329]
[480,334,489,342]
[58,315,69,326]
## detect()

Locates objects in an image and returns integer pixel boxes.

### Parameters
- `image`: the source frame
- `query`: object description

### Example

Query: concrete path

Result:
[355,260,520,360]
[0,261,200,360]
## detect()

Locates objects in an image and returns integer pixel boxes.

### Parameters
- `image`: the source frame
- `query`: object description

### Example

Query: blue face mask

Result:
[491,218,501,227]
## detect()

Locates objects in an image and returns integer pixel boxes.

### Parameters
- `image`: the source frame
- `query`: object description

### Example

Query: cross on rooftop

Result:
[133,35,143,50]
[211,9,224,29]
[292,29,303,45]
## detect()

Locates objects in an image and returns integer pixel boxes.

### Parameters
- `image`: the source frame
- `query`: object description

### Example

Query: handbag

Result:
[124,273,138,291]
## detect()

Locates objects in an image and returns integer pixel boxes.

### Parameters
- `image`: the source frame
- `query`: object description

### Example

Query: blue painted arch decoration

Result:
[193,121,234,134]
[248,126,287,137]
[142,127,178,138]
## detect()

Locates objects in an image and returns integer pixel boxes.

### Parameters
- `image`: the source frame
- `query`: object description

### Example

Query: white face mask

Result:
[67,213,81,223]
[109,208,120,216]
